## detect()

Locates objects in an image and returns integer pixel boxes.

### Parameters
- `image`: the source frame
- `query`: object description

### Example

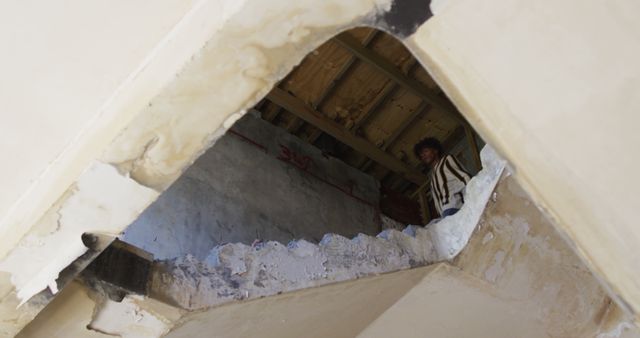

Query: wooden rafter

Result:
[384,101,431,151]
[351,79,397,131]
[359,97,431,172]
[267,87,427,185]
[333,32,485,188]
[350,59,420,135]
[333,33,467,126]
[285,114,305,133]
[314,29,380,110]
[263,106,283,122]
[300,29,380,140]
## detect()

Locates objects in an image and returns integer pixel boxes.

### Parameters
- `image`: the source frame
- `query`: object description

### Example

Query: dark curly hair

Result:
[413,137,443,158]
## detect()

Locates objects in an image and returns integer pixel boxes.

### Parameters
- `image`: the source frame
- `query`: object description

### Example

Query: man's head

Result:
[413,137,443,166]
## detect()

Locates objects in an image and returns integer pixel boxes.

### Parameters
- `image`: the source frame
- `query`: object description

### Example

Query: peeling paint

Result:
[0,162,158,305]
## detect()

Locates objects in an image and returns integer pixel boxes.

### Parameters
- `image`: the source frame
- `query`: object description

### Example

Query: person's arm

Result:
[444,155,472,185]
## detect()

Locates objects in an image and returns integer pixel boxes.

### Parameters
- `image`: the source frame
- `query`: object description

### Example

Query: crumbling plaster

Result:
[146,160,638,337]
[137,145,503,310]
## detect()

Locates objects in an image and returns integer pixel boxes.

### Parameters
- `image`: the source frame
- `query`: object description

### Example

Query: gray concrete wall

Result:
[121,111,380,260]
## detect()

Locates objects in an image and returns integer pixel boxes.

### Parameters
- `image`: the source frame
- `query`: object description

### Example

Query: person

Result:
[413,137,472,218]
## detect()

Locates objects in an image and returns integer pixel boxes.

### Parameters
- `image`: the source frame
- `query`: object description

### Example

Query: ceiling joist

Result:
[304,29,380,143]
[359,100,431,172]
[333,33,467,126]
[267,87,427,185]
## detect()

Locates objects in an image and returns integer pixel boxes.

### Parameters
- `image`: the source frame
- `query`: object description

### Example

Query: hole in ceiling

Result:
[117,26,484,261]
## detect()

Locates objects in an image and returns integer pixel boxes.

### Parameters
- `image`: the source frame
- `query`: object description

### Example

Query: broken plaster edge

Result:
[1,0,397,333]
[427,145,507,260]
[0,162,159,306]
[147,145,505,311]
[0,0,249,263]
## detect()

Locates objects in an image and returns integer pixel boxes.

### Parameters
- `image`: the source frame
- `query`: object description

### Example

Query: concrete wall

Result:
[122,112,380,260]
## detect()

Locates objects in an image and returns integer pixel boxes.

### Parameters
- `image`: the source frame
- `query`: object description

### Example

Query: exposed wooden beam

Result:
[352,60,421,171]
[303,29,380,142]
[418,188,432,223]
[286,115,305,133]
[314,29,380,110]
[359,100,431,172]
[334,33,467,126]
[306,122,326,145]
[464,125,482,171]
[351,59,419,134]
[267,87,427,185]
[351,80,397,131]
[385,102,431,150]
[262,104,283,122]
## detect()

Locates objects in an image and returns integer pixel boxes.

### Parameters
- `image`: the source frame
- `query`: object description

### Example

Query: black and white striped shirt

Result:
[429,154,472,216]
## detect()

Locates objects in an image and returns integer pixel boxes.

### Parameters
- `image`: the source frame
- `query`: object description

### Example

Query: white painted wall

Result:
[0,0,248,259]
[0,0,189,231]
[407,0,640,318]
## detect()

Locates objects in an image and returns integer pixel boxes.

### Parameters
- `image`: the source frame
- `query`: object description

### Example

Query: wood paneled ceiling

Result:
[253,27,481,198]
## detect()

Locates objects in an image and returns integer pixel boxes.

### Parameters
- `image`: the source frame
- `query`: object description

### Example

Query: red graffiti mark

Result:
[277,144,313,171]
[228,129,267,153]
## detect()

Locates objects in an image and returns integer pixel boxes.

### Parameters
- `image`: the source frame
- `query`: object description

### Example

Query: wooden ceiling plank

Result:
[384,101,431,151]
[334,33,468,127]
[351,59,419,133]
[306,127,324,145]
[304,30,380,144]
[286,117,305,134]
[267,87,427,185]
[359,100,430,172]
[351,80,397,131]
[262,104,283,122]
[314,29,380,110]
